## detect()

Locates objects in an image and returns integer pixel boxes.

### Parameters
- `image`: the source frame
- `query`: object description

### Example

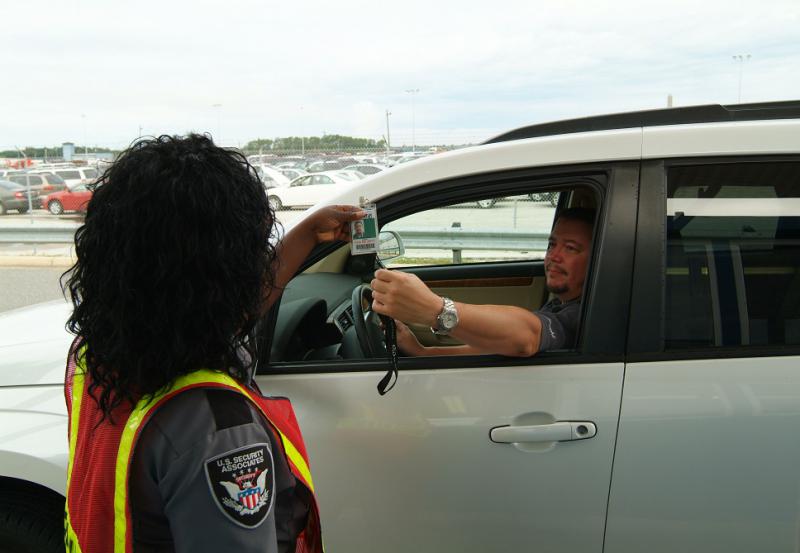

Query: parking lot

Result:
[0,198,556,313]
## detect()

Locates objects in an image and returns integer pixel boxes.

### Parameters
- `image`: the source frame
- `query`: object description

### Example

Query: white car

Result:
[267,170,356,210]
[253,164,291,189]
[3,101,800,553]
[35,167,99,189]
[343,163,386,175]
[278,167,309,181]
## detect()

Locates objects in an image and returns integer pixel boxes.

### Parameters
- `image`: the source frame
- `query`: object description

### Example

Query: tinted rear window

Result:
[56,170,81,179]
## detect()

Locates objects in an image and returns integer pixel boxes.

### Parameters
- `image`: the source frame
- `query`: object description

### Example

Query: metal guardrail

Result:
[393,227,549,262]
[0,225,548,262]
[0,225,78,244]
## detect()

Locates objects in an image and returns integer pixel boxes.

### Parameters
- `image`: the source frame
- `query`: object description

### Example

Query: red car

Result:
[41,184,93,215]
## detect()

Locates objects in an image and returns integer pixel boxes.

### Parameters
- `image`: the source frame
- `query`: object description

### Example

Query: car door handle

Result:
[490,421,597,444]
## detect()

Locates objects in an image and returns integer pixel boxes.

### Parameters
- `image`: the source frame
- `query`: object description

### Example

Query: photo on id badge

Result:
[351,204,378,255]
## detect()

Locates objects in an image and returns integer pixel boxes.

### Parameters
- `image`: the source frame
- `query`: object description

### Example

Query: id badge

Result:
[351,203,379,255]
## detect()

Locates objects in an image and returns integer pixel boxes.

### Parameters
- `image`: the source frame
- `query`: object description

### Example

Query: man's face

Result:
[354,221,364,235]
[544,217,592,301]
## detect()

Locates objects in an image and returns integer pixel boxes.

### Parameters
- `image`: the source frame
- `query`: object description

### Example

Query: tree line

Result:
[243,135,386,152]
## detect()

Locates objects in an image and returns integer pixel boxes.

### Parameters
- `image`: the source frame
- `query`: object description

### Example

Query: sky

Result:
[1,0,799,151]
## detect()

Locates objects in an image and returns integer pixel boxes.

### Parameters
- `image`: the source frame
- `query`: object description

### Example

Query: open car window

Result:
[382,193,560,268]
[264,178,600,370]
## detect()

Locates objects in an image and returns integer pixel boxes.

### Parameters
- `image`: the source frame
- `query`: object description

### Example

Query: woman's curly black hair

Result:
[63,134,278,418]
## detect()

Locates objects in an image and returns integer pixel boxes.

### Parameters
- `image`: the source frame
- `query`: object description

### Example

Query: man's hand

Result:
[395,321,426,356]
[370,269,442,326]
[301,205,366,244]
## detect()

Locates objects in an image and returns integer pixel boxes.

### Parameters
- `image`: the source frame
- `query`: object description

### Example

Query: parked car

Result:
[253,164,291,189]
[40,184,93,215]
[3,101,800,553]
[35,167,98,189]
[334,169,366,181]
[528,190,558,206]
[306,159,349,173]
[278,168,309,181]
[343,164,386,175]
[267,170,356,210]
[0,179,38,214]
[7,172,68,201]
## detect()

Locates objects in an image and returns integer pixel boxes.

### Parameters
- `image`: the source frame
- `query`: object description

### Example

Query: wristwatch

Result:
[431,297,459,335]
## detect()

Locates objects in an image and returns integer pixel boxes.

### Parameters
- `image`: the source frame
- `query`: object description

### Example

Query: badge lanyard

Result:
[374,255,399,395]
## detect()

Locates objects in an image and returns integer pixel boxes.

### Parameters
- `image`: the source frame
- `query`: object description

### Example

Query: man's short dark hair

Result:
[554,207,596,229]
[64,134,278,418]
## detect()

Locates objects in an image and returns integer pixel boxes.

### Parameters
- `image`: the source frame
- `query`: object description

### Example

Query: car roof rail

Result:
[484,100,800,144]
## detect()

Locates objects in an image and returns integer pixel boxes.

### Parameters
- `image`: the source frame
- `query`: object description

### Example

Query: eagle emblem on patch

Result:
[204,443,274,528]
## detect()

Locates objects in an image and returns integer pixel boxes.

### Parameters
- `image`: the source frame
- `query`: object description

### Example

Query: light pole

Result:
[81,114,87,159]
[385,109,392,151]
[212,103,222,143]
[299,106,305,155]
[405,88,419,152]
[732,54,751,103]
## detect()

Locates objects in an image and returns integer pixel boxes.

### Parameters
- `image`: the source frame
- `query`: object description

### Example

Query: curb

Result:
[0,255,75,268]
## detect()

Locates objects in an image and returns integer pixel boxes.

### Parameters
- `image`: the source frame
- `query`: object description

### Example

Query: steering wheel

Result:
[350,284,387,358]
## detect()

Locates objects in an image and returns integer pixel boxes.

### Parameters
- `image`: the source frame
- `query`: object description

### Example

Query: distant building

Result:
[62,142,75,161]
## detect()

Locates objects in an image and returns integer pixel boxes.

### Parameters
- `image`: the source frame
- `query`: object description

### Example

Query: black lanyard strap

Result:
[375,256,399,395]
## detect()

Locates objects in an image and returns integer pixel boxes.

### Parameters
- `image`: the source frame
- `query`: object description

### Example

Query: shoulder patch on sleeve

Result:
[204,443,275,528]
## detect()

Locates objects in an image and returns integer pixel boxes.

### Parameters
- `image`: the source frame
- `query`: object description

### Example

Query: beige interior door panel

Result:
[412,275,548,346]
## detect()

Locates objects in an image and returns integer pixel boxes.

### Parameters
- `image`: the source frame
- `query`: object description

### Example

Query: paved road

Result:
[0,266,68,313]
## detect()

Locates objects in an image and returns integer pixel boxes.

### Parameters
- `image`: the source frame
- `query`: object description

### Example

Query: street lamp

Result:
[81,114,87,159]
[732,54,751,103]
[299,106,305,155]
[405,88,419,152]
[385,109,392,151]
[212,103,222,144]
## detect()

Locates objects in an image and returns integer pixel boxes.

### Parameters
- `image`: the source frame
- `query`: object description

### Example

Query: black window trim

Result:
[627,154,800,361]
[259,160,641,375]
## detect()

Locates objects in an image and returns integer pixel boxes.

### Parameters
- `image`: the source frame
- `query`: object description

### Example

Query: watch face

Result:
[441,311,458,329]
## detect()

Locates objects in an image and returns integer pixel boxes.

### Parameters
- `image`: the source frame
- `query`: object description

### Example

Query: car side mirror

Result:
[377,230,404,262]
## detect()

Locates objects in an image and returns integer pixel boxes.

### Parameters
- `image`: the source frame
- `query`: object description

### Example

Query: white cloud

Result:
[1,0,798,149]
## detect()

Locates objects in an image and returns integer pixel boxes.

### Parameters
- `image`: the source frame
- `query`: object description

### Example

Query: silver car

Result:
[2,101,800,553]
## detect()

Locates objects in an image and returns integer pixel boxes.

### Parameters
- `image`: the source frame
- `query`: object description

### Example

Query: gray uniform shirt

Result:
[535,297,581,351]
[129,387,309,553]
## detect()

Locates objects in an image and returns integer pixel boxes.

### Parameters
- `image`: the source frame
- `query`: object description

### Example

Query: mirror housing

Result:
[377,230,404,262]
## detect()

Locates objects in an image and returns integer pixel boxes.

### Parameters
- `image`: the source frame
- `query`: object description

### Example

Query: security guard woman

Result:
[62,134,364,552]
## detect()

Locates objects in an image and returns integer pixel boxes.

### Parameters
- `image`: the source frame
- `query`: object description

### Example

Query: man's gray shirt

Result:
[535,297,581,351]
[129,387,309,553]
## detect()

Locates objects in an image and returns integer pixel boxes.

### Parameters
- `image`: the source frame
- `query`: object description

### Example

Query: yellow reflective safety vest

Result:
[65,352,322,553]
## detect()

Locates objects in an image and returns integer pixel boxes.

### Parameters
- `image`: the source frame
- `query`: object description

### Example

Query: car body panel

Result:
[301,128,642,219]
[0,386,68,495]
[258,362,623,553]
[0,300,72,387]
[605,357,800,553]
[642,120,800,158]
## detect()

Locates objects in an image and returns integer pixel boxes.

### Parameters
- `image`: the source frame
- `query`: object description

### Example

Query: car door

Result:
[606,158,800,553]
[290,174,334,206]
[281,175,329,207]
[256,162,639,553]
[63,185,91,211]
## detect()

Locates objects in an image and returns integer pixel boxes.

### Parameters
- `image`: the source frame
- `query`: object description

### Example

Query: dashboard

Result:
[270,272,365,362]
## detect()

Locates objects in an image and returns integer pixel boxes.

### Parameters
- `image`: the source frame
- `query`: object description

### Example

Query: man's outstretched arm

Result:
[371,269,543,357]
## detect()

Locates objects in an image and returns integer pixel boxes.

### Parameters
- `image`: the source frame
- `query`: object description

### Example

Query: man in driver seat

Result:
[370,208,594,357]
